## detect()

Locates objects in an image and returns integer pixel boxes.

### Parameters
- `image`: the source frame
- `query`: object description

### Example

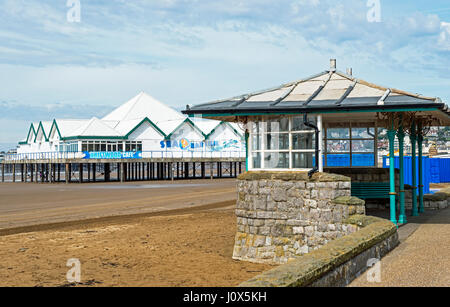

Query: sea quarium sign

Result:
[160,139,240,151]
[82,151,142,159]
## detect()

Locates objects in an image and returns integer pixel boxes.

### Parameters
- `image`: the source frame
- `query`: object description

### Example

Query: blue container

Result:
[381,156,450,194]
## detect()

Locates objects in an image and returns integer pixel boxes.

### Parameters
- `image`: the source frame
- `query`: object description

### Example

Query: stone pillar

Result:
[233,172,363,264]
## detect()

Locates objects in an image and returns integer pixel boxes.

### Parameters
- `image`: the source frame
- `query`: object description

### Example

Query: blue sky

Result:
[0,0,449,148]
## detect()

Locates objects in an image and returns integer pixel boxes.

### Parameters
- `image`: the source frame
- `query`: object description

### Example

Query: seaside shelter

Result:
[183,59,450,225]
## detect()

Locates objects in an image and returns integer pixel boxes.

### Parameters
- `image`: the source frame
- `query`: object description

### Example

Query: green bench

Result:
[351,182,390,200]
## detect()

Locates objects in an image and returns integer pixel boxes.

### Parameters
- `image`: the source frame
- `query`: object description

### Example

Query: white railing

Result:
[2,151,246,162]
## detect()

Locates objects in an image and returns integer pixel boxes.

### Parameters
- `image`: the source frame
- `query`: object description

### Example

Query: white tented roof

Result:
[66,117,122,137]
[154,118,187,136]
[102,92,185,123]
[52,119,90,138]
[114,118,147,135]
[190,117,222,135]
[20,91,246,144]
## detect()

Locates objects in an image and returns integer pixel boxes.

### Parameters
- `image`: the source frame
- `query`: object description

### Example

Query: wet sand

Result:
[0,179,237,230]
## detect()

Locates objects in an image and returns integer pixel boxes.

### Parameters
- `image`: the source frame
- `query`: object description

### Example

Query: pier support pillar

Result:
[92,164,96,182]
[120,163,125,182]
[65,163,70,184]
[12,164,16,182]
[1,164,4,182]
[49,163,53,183]
[201,162,205,179]
[104,163,110,182]
[79,163,83,183]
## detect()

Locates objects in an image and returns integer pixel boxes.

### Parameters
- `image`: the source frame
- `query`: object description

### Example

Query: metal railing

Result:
[2,150,246,162]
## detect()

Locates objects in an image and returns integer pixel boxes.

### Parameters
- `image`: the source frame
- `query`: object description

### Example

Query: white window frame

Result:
[248,116,316,171]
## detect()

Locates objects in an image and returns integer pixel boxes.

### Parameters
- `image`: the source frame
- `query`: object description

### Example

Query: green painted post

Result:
[387,126,398,225]
[418,127,424,213]
[397,123,407,224]
[411,121,419,217]
[245,130,249,172]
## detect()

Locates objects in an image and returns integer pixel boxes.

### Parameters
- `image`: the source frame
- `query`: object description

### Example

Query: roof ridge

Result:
[121,92,144,121]
[191,71,331,108]
[334,71,436,101]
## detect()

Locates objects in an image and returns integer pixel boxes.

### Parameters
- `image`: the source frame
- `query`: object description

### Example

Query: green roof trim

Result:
[192,107,442,118]
[61,136,126,141]
[24,123,37,144]
[49,119,63,140]
[205,121,243,140]
[165,118,207,140]
[125,117,167,139]
[33,121,49,143]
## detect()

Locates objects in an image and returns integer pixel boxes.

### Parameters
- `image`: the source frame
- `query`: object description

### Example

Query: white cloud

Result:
[439,22,450,50]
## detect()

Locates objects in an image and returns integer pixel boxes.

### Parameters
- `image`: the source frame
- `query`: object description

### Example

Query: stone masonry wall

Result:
[233,172,366,264]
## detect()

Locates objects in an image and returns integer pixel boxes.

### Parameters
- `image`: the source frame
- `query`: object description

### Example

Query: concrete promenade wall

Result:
[240,215,398,287]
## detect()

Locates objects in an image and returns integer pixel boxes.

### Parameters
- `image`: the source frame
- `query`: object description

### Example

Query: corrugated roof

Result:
[184,66,448,120]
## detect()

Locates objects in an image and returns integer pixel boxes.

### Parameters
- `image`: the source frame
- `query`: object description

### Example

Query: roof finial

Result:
[330,59,336,72]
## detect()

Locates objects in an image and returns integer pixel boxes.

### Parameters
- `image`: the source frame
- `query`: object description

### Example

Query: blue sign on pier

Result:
[82,151,142,159]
